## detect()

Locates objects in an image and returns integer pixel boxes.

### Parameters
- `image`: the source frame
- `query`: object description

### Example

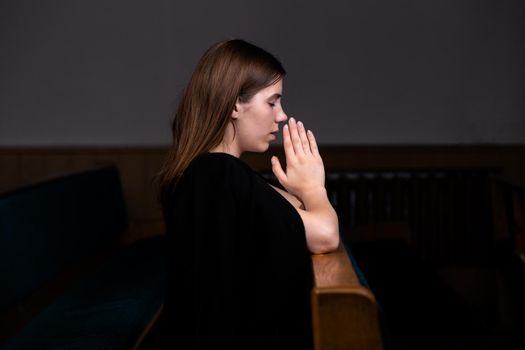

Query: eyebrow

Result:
[267,93,282,101]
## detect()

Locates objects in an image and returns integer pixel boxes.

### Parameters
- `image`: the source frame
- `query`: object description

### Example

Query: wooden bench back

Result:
[311,244,383,350]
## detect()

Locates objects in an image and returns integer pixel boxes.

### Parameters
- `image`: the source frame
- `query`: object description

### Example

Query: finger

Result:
[282,124,295,164]
[297,121,311,155]
[271,156,288,187]
[288,117,305,156]
[307,129,320,157]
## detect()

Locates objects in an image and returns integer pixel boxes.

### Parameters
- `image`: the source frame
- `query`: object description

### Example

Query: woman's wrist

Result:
[298,186,329,209]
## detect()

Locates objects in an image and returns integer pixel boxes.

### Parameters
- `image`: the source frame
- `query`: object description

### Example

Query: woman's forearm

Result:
[298,187,340,254]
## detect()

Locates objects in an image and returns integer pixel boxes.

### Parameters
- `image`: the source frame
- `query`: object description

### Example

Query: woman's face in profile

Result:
[233,80,288,153]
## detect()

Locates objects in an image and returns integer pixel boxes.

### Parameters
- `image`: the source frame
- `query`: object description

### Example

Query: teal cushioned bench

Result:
[0,166,165,350]
[0,166,127,309]
[1,236,165,350]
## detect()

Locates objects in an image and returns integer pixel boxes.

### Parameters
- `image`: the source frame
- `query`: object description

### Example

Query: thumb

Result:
[271,156,287,186]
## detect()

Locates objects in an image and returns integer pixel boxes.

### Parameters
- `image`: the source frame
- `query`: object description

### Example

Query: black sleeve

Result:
[163,155,253,348]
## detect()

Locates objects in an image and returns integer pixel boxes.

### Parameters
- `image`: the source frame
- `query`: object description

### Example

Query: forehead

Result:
[256,80,283,98]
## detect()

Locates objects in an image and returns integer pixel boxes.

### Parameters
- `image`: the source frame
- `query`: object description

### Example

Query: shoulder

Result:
[188,152,251,178]
[164,153,254,210]
[190,152,248,170]
[180,152,254,192]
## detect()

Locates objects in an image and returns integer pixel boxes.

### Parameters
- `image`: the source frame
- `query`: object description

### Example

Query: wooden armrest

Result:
[311,244,383,350]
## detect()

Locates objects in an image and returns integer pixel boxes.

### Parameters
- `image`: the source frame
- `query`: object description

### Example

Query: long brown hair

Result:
[158,39,286,202]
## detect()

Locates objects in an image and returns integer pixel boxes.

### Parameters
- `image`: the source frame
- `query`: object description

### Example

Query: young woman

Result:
[158,39,339,349]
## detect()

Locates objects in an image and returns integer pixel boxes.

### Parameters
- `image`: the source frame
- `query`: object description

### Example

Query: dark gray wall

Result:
[1,0,524,146]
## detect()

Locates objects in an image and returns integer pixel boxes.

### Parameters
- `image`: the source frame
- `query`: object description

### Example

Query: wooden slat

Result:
[19,154,46,183]
[0,154,20,193]
[69,153,97,171]
[491,179,509,241]
[43,154,71,177]
[511,188,525,257]
[143,151,166,220]
[119,152,146,220]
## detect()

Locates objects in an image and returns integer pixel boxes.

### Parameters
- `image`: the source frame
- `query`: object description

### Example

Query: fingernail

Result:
[298,121,303,127]
[284,124,288,129]
[308,130,313,135]
[290,117,295,123]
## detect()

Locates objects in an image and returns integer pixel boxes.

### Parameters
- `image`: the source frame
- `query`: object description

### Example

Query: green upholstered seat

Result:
[1,236,165,350]
[0,166,165,350]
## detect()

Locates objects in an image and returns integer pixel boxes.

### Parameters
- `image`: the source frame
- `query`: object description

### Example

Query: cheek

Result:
[259,116,273,134]
[253,110,272,128]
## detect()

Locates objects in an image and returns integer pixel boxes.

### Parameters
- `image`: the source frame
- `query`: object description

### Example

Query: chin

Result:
[249,143,270,153]
[260,143,270,152]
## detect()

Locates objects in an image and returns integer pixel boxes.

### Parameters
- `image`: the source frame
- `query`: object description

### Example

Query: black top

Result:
[161,152,313,350]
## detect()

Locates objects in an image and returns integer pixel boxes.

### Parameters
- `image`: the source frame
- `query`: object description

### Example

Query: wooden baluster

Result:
[355,175,368,227]
[511,187,525,260]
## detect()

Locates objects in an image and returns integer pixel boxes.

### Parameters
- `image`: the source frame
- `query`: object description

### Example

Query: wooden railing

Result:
[310,244,383,350]
[326,168,499,266]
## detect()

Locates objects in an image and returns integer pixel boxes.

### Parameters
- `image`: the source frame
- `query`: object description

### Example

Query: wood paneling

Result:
[0,154,19,193]
[1,145,524,244]
[0,148,168,242]
[245,145,525,183]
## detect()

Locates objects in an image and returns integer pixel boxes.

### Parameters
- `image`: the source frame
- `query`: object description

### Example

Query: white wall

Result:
[1,0,524,146]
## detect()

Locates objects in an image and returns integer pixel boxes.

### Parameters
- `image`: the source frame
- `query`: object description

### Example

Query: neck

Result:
[209,143,241,158]
[209,122,242,158]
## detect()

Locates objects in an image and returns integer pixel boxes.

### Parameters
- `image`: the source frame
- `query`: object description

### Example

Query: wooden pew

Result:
[311,244,383,350]
[142,245,385,350]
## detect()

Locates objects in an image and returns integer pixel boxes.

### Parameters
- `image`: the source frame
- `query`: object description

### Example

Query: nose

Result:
[276,110,288,123]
